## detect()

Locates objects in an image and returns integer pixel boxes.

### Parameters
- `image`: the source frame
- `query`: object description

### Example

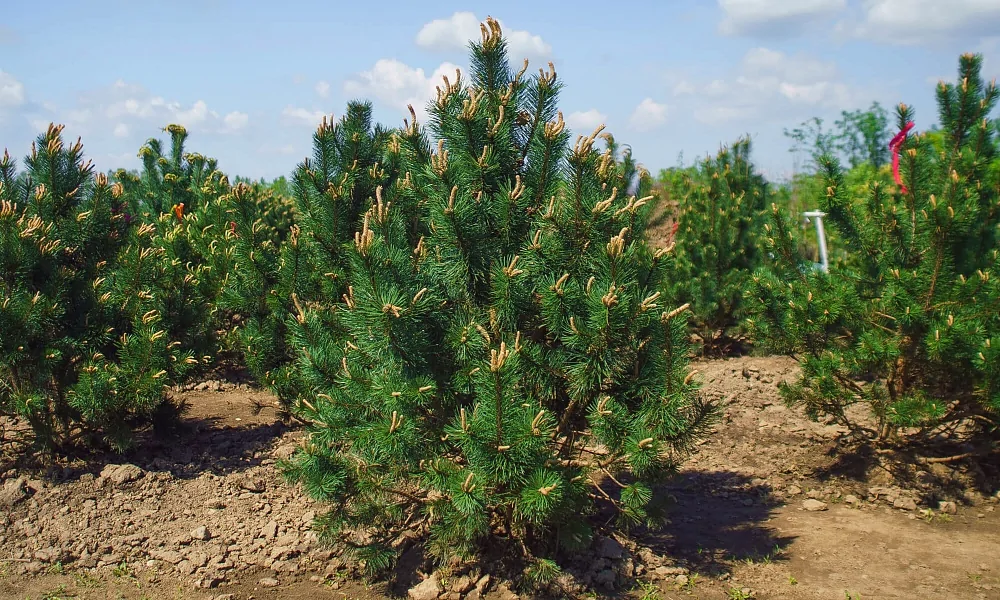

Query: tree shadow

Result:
[812,438,1000,507]
[2,389,294,484]
[634,469,795,579]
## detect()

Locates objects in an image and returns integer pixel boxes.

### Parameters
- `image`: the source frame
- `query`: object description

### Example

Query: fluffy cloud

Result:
[315,80,331,99]
[565,109,607,132]
[0,70,25,108]
[258,143,296,156]
[223,111,249,130]
[850,0,1000,44]
[281,106,327,126]
[629,98,669,129]
[344,59,461,121]
[416,12,552,61]
[718,0,846,37]
[670,48,867,125]
[29,79,250,136]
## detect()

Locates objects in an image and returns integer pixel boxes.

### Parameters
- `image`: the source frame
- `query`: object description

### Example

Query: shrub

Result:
[745,54,1000,449]
[666,138,768,354]
[0,125,194,452]
[280,18,715,577]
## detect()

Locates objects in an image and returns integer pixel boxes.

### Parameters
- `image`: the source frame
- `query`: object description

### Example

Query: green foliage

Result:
[666,138,768,354]
[224,101,393,407]
[785,102,892,173]
[746,54,1000,447]
[0,124,194,452]
[115,125,236,367]
[281,18,715,574]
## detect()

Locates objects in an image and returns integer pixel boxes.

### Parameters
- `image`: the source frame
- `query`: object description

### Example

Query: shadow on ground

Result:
[812,438,1000,507]
[638,469,795,578]
[1,385,293,484]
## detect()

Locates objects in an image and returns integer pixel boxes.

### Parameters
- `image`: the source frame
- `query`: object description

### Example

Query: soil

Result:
[2,356,999,600]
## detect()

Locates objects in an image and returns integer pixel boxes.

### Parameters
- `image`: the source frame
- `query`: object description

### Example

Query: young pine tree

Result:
[0,125,195,452]
[281,18,715,578]
[223,101,394,408]
[666,138,768,354]
[745,54,1000,450]
[115,125,235,367]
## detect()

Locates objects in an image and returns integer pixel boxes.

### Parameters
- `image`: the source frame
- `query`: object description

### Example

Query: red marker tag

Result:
[889,121,915,194]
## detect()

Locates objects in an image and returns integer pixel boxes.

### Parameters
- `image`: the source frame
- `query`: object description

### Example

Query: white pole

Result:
[803,210,829,272]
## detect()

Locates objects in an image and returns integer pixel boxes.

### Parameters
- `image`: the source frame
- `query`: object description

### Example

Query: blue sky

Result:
[1,1,998,182]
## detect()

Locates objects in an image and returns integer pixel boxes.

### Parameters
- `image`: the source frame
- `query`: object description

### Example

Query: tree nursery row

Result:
[1,17,998,587]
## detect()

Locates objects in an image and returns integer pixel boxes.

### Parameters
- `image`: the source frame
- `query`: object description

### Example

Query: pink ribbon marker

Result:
[889,121,915,193]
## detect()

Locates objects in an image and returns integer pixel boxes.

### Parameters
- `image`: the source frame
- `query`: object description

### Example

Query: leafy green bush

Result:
[745,54,1000,449]
[0,125,195,452]
[279,18,715,577]
[666,138,768,354]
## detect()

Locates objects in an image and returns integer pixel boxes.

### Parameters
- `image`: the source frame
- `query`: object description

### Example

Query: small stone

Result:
[977,513,986,518]
[100,464,144,485]
[595,568,616,589]
[0,477,29,507]
[786,485,802,496]
[496,583,519,600]
[475,573,491,593]
[675,574,689,585]
[939,501,957,514]
[191,526,211,541]
[214,595,234,600]
[408,573,443,600]
[802,499,828,511]
[452,574,473,593]
[240,478,266,493]
[893,497,917,511]
[844,495,860,505]
[259,577,279,587]
[596,535,624,559]
[260,521,278,539]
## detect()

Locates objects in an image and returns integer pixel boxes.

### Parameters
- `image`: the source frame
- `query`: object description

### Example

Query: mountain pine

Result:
[280,18,715,577]
[745,54,1000,449]
[666,138,768,354]
[0,125,195,451]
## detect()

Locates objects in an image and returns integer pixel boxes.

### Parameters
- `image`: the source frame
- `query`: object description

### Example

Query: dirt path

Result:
[2,357,998,600]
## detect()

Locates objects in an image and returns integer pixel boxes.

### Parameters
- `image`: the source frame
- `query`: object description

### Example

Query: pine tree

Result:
[115,125,235,367]
[666,138,768,354]
[745,54,1000,449]
[0,124,195,452]
[223,101,393,407]
[280,18,715,579]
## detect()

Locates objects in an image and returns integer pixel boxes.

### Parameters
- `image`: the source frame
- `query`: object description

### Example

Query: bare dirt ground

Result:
[2,356,999,600]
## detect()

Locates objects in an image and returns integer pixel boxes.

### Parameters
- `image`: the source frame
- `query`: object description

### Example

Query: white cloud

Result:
[718,0,846,37]
[565,109,607,132]
[851,0,1000,44]
[281,106,326,126]
[672,48,867,125]
[315,80,331,98]
[415,12,552,60]
[22,79,249,141]
[344,59,461,121]
[629,98,669,129]
[0,70,25,108]
[258,143,296,155]
[672,81,696,96]
[223,110,249,130]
